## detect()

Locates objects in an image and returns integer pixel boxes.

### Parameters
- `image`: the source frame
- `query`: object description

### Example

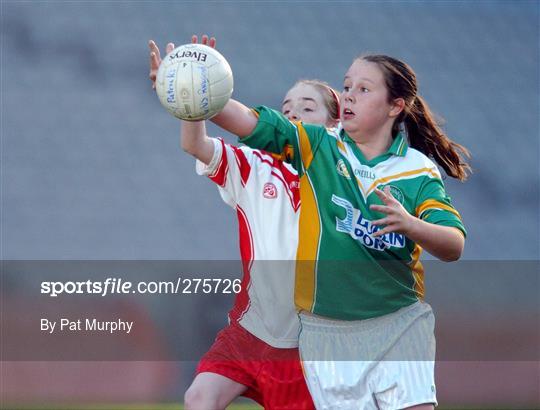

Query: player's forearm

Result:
[180,120,214,165]
[406,218,465,262]
[210,99,258,138]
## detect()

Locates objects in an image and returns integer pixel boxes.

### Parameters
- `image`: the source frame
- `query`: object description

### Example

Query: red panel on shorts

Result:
[196,322,314,409]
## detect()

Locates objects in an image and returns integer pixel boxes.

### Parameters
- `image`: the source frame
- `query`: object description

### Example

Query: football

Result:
[155,43,234,121]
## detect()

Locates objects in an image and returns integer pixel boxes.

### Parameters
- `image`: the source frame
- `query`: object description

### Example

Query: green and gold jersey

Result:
[242,106,466,320]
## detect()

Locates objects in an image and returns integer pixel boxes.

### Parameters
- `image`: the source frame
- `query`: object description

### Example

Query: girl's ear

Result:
[389,98,405,118]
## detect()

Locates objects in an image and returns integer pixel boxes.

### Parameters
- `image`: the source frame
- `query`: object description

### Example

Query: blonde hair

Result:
[293,79,340,122]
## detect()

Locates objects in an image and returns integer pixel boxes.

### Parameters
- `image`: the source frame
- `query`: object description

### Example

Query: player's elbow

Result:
[180,138,200,157]
[440,250,462,262]
[181,140,194,155]
[440,234,465,262]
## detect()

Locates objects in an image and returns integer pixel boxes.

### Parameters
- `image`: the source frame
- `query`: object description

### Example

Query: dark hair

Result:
[294,79,340,122]
[358,55,471,181]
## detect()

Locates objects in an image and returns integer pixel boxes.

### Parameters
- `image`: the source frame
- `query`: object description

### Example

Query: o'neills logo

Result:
[353,168,376,180]
[336,159,351,179]
[332,194,405,251]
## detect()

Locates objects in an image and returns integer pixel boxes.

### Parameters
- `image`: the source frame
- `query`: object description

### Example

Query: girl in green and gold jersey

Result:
[206,42,470,410]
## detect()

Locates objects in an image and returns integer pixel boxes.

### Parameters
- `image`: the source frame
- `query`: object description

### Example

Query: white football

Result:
[156,43,234,121]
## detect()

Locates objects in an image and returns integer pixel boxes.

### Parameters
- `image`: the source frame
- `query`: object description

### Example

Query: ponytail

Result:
[359,55,471,181]
[404,96,471,181]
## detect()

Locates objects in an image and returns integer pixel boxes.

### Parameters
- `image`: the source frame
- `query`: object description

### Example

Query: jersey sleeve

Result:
[195,137,257,208]
[414,175,467,237]
[239,105,325,177]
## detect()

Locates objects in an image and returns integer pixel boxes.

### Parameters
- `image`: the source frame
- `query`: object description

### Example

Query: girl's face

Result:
[341,59,400,138]
[282,83,333,127]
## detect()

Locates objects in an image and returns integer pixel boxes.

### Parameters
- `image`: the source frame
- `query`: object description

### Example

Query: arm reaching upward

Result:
[180,98,258,165]
[149,37,257,140]
[180,121,214,165]
[210,99,258,138]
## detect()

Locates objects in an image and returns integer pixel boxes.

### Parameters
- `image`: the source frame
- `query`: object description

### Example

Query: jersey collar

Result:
[387,132,408,157]
[341,130,408,157]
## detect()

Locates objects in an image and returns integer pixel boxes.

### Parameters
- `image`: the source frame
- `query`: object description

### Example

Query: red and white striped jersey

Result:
[196,137,300,348]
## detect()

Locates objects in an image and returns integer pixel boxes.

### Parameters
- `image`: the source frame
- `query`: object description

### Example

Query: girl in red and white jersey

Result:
[149,36,339,410]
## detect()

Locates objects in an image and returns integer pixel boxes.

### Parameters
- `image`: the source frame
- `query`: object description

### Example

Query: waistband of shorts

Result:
[299,301,430,333]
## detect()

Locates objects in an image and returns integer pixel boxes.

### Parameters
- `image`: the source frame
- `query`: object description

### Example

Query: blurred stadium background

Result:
[1,1,539,408]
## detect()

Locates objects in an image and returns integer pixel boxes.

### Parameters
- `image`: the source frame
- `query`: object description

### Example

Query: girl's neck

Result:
[348,128,394,161]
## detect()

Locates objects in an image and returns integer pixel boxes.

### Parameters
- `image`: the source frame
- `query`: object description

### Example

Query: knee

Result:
[184,386,203,410]
[184,385,220,410]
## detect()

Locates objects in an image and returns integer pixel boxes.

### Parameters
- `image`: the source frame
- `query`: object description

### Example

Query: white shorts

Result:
[299,301,437,410]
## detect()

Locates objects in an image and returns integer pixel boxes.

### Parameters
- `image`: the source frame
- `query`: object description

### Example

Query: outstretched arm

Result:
[148,39,214,164]
[210,99,258,138]
[149,36,258,139]
[180,121,214,165]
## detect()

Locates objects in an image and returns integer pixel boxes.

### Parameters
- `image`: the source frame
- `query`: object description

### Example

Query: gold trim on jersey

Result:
[295,122,314,170]
[295,172,320,312]
[416,199,462,219]
[409,244,425,299]
[334,135,441,200]
[270,144,295,162]
[396,137,407,156]
[367,167,440,196]
[293,122,320,312]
